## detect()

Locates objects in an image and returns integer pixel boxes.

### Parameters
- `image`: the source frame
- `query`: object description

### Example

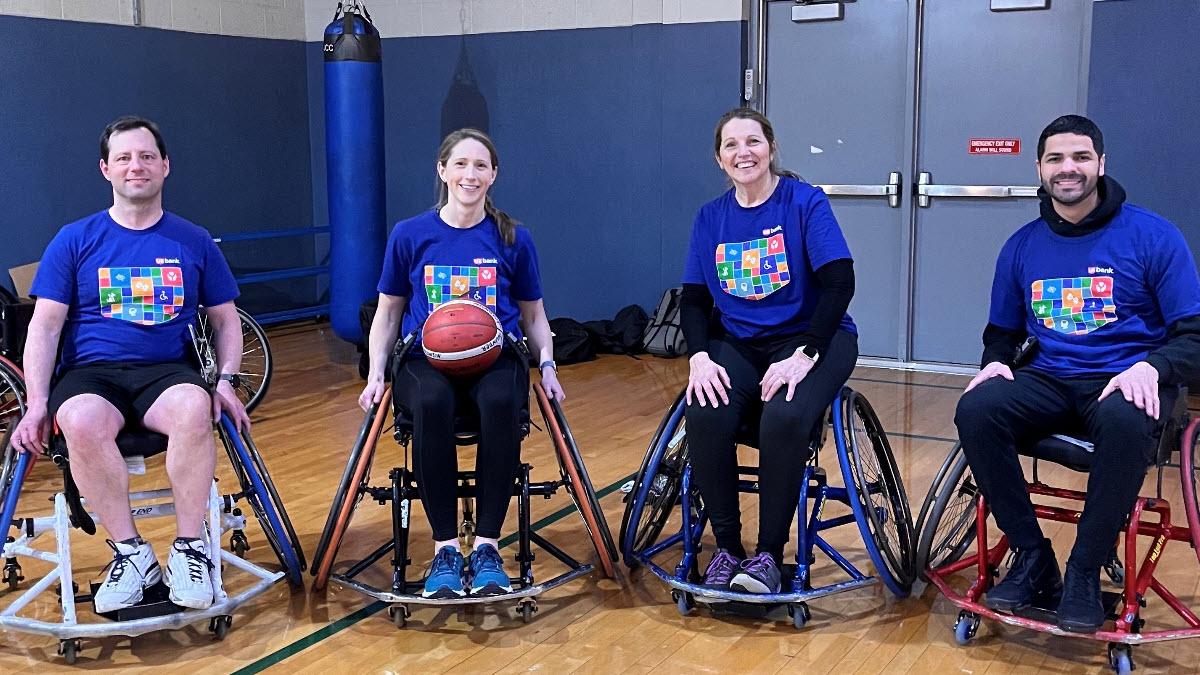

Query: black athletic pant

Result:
[394,349,528,541]
[955,369,1172,571]
[685,330,858,562]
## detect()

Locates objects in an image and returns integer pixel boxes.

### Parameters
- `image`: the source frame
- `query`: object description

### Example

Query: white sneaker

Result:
[165,538,215,609]
[93,539,162,613]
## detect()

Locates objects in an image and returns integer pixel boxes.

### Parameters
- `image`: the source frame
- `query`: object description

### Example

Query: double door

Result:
[751,0,1092,367]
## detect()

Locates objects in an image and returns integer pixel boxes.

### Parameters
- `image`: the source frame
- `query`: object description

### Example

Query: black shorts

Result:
[48,362,210,425]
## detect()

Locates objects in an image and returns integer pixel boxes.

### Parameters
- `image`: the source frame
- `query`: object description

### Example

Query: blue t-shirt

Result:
[31,210,240,368]
[377,209,543,344]
[989,204,1200,377]
[682,177,856,341]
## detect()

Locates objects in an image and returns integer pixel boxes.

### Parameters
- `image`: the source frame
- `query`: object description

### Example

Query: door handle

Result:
[814,171,902,208]
[916,171,1039,207]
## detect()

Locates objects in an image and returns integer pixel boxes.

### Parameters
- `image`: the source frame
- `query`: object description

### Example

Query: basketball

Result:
[421,299,504,377]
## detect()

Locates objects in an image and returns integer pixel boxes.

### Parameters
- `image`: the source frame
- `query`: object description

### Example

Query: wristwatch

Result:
[218,373,238,384]
[795,345,820,363]
[539,360,558,373]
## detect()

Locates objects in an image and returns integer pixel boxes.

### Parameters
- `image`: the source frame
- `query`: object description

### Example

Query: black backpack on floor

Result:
[583,304,649,356]
[642,288,687,358]
[549,318,597,364]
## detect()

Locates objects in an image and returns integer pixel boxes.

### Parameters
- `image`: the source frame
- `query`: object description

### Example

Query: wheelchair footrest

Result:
[88,581,186,622]
[1010,590,1125,624]
[695,564,803,609]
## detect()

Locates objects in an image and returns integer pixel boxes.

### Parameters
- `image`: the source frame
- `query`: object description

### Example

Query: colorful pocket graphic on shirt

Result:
[98,267,184,326]
[1031,276,1117,335]
[714,234,790,300]
[424,265,498,309]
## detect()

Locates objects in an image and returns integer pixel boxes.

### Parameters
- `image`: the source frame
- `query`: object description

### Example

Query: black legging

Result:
[955,369,1171,570]
[685,329,858,562]
[394,349,528,541]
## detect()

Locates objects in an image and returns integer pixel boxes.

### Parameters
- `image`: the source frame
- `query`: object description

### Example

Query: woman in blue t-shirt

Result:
[360,128,564,600]
[680,108,859,595]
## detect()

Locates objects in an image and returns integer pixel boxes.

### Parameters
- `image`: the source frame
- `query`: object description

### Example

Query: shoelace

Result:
[174,542,212,583]
[470,547,504,576]
[430,547,462,576]
[100,539,134,586]
[739,553,776,576]
[705,551,739,584]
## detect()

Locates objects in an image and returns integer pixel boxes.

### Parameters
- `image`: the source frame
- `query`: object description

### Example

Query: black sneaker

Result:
[700,549,741,596]
[729,552,782,594]
[985,538,1062,613]
[1057,562,1105,633]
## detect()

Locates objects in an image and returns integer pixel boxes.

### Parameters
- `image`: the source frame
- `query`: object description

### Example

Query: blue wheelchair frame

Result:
[622,386,913,625]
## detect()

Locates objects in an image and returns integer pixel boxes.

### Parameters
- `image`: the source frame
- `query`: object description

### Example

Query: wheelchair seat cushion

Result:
[54,425,169,460]
[1019,435,1096,473]
[394,398,532,446]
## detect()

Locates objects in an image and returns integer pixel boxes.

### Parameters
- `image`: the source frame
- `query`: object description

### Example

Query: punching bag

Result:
[324,2,386,342]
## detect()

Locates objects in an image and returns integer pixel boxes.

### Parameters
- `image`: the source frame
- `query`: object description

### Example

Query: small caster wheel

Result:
[1108,643,1133,675]
[230,530,250,558]
[388,604,409,628]
[953,610,980,645]
[208,615,232,640]
[1104,557,1125,585]
[518,599,538,624]
[672,590,695,616]
[58,638,80,665]
[788,602,811,629]
[4,561,23,590]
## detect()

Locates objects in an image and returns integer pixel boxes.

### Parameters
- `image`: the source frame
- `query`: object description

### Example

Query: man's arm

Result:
[203,301,251,430]
[1145,316,1200,386]
[10,299,68,452]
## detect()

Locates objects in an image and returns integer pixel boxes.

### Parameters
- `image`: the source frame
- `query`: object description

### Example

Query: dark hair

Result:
[100,116,167,162]
[436,128,517,246]
[1037,114,1104,160]
[712,107,801,181]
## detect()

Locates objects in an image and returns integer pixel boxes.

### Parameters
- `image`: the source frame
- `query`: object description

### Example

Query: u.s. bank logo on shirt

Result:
[98,266,184,325]
[1031,275,1117,335]
[714,233,790,300]
[424,264,498,308]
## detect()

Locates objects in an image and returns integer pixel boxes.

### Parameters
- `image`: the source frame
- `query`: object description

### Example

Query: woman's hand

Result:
[686,352,731,407]
[760,352,815,402]
[359,377,387,411]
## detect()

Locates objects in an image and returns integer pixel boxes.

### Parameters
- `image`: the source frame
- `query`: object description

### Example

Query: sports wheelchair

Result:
[620,386,917,628]
[310,332,618,627]
[0,343,303,664]
[918,387,1200,674]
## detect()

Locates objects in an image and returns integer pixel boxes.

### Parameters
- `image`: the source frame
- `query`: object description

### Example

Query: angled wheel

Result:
[311,390,390,590]
[1179,418,1200,565]
[535,384,618,579]
[218,416,303,586]
[230,423,307,573]
[194,307,273,414]
[835,387,916,596]
[916,442,980,575]
[620,392,689,568]
[0,360,28,537]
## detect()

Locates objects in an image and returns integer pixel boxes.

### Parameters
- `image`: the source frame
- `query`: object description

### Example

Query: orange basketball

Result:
[421,299,504,377]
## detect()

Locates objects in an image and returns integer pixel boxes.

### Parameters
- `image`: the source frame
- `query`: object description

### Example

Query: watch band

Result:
[539,360,557,373]
[795,345,819,363]
[218,373,236,383]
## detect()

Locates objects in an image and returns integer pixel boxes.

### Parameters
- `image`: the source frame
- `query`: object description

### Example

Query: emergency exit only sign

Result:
[969,138,1021,155]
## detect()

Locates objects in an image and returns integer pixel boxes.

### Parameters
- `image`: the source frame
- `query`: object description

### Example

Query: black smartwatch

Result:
[795,345,820,363]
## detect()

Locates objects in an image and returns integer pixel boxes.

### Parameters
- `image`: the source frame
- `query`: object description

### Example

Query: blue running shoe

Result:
[422,546,466,599]
[467,544,513,596]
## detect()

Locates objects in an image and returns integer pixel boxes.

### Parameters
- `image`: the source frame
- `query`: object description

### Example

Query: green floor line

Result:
[233,472,635,675]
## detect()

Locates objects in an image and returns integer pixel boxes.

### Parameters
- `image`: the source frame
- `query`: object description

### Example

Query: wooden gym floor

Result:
[2,321,1199,673]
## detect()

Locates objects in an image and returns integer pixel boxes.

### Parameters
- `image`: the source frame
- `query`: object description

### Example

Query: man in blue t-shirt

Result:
[955,115,1200,633]
[9,116,249,614]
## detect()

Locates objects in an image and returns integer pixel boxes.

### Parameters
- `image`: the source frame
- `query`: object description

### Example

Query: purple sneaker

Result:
[701,549,741,595]
[730,552,782,594]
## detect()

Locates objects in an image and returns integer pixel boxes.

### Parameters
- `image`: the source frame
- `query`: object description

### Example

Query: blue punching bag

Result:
[324,2,386,342]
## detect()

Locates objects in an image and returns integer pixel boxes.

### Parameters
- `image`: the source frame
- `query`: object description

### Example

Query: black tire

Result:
[915,443,979,574]
[839,389,917,592]
[619,395,691,567]
[0,360,26,517]
[236,428,307,573]
[194,307,273,414]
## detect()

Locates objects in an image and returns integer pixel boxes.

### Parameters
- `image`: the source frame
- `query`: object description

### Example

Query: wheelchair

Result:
[918,387,1200,674]
[620,386,917,628]
[0,345,303,664]
[310,332,618,627]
